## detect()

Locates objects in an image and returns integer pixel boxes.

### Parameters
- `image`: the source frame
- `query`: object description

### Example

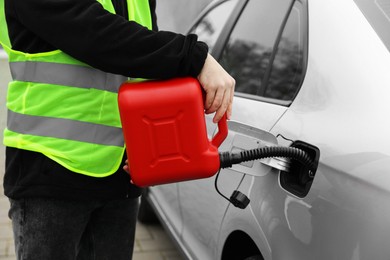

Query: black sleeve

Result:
[149,0,158,31]
[8,0,207,79]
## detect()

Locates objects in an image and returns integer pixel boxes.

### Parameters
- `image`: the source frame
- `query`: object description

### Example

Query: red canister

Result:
[118,77,227,187]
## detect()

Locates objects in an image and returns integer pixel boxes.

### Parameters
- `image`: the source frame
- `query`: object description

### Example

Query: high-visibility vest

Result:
[0,0,152,177]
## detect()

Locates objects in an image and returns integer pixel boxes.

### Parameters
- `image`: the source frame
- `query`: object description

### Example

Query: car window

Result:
[262,2,306,100]
[189,0,239,53]
[219,0,306,103]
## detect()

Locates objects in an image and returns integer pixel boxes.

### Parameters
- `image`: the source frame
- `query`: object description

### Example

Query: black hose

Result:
[219,146,315,172]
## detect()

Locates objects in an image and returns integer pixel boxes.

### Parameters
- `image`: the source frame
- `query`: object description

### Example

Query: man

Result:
[0,0,235,259]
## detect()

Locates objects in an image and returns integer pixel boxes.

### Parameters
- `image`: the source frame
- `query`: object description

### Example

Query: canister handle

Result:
[211,113,228,147]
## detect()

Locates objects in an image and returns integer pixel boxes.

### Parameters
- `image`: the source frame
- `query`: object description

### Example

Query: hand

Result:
[197,53,235,123]
[123,160,135,184]
[123,159,130,174]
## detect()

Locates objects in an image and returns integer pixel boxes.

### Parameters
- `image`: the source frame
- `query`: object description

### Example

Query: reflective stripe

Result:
[10,61,127,92]
[7,110,124,147]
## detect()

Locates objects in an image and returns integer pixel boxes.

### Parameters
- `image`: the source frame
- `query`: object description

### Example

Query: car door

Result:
[242,1,390,259]
[177,0,308,259]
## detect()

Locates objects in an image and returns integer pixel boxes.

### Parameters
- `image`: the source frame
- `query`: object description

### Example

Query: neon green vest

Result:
[0,0,152,177]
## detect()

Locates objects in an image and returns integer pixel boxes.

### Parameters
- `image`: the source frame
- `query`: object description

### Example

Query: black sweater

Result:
[3,0,208,200]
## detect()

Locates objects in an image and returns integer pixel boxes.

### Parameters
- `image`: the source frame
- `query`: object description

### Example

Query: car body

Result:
[139,0,390,259]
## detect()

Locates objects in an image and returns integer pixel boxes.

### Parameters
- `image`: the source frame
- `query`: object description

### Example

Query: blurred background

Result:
[155,0,212,33]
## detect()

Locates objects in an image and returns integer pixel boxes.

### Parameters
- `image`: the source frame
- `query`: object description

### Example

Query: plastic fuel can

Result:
[118,77,228,187]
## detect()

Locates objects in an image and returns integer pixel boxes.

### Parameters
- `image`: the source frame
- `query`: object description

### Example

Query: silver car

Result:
[138,0,390,259]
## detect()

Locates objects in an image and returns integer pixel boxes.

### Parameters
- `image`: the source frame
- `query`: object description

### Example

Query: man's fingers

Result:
[205,87,224,114]
[123,159,130,173]
[204,87,216,111]
[212,87,231,123]
[227,83,235,120]
[197,53,235,122]
[205,79,235,123]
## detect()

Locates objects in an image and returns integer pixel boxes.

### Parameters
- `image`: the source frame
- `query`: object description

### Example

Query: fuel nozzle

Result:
[219,146,316,173]
[215,145,318,209]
